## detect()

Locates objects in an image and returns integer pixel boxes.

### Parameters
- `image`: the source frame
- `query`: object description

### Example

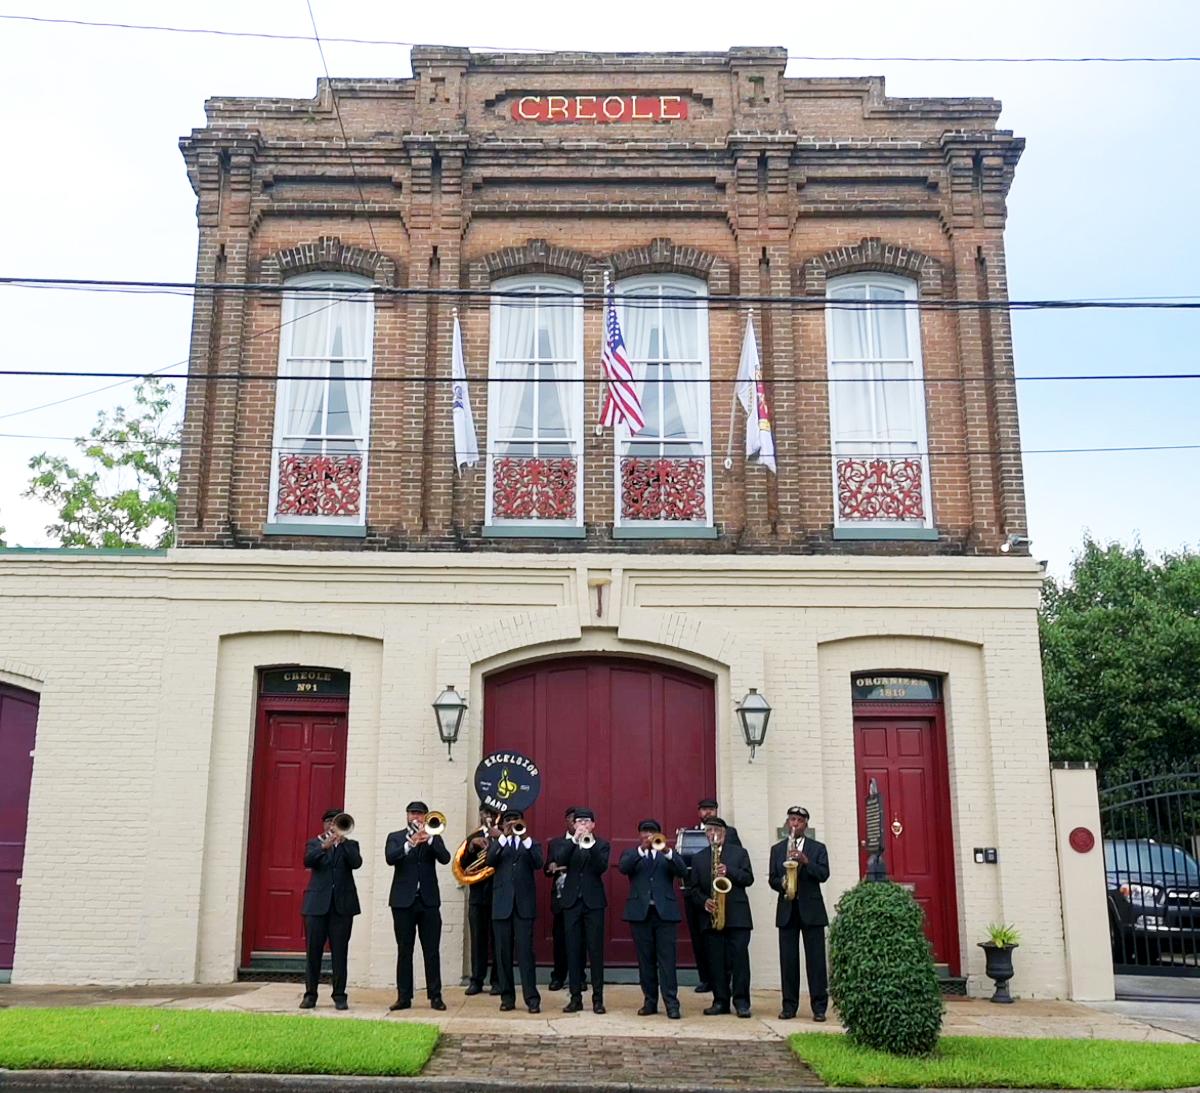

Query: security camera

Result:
[1000,534,1032,554]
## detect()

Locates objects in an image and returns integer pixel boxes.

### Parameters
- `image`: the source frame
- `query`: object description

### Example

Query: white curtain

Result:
[331,296,371,449]
[491,299,536,450]
[282,292,328,447]
[660,300,700,449]
[538,293,577,445]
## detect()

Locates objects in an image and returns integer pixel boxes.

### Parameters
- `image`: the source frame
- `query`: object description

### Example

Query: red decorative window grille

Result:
[491,457,578,520]
[275,453,364,517]
[837,457,925,521]
[621,457,707,522]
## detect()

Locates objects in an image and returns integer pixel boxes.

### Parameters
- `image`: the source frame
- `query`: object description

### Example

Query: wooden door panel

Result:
[0,685,38,970]
[486,657,714,967]
[854,708,960,974]
[243,703,347,961]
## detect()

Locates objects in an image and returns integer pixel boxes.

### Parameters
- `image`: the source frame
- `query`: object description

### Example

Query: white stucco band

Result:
[2,549,1068,998]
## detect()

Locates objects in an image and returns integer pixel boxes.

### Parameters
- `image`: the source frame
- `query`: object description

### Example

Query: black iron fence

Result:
[1099,772,1200,976]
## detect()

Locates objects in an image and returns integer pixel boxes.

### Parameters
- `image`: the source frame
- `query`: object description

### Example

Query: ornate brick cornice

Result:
[799,237,944,296]
[258,236,399,287]
[471,238,593,284]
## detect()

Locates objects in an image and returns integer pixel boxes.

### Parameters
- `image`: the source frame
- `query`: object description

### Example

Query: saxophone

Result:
[710,837,733,931]
[783,834,800,900]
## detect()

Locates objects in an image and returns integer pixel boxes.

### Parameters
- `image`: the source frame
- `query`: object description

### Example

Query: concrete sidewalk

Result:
[2,981,1196,1043]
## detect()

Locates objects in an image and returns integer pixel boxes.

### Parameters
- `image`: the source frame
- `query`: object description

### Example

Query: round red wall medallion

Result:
[1069,827,1095,853]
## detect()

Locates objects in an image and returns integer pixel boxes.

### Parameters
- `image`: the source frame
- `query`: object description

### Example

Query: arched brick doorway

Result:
[484,656,715,968]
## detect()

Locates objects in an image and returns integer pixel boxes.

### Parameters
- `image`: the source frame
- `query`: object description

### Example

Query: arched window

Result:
[825,274,933,531]
[614,275,712,530]
[268,273,374,530]
[486,276,584,529]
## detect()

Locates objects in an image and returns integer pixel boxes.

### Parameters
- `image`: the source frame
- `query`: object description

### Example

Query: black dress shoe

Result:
[592,1000,606,1014]
[489,984,502,996]
[464,984,483,996]
[298,995,316,1009]
[499,1000,516,1012]
[388,999,411,1011]
[562,996,583,1013]
[666,1005,681,1020]
[548,979,565,991]
[694,982,711,993]
[637,1003,658,1016]
[430,998,447,1011]
[703,1003,730,1016]
[813,1012,828,1022]
[334,998,349,1011]
[527,1002,541,1014]
[778,1008,797,1020]
[735,1007,752,1019]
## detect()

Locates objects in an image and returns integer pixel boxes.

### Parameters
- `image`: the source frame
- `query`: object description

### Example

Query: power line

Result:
[0,431,1195,459]
[4,276,1200,310]
[302,0,380,254]
[1,368,1199,385]
[2,14,1197,63]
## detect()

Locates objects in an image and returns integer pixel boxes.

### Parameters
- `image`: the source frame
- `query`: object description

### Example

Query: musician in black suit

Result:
[486,809,543,1013]
[544,806,578,991]
[300,807,362,1010]
[385,801,450,1011]
[619,818,687,1019]
[465,805,501,996]
[769,805,830,1021]
[553,807,610,1014]
[683,797,741,993]
[687,817,755,1018]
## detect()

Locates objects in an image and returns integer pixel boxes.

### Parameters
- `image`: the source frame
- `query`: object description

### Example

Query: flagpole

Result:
[724,308,749,471]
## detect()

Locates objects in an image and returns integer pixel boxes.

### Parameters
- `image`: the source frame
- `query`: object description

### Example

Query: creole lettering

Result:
[260,667,350,697]
[512,94,688,124]
[852,674,940,702]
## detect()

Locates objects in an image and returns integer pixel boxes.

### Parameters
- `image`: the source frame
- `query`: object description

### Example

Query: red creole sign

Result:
[512,94,688,124]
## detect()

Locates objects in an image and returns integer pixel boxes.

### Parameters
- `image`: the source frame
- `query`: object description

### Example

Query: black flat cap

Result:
[697,797,719,809]
[787,806,810,819]
[703,816,727,829]
[574,807,595,821]
[322,808,343,822]
[638,819,662,833]
[406,801,429,814]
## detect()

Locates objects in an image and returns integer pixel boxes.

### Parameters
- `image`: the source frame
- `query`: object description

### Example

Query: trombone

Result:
[424,811,447,837]
[649,833,668,853]
[320,812,354,846]
[573,830,596,849]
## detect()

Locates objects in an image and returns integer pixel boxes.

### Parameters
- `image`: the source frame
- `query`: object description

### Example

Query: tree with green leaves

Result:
[1040,539,1200,786]
[25,379,180,549]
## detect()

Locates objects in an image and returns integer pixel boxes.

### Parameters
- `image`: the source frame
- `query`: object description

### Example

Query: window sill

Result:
[832,526,938,541]
[264,522,368,539]
[483,525,587,539]
[613,526,719,540]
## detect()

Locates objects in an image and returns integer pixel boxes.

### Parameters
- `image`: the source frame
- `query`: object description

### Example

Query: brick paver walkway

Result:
[423,1033,822,1088]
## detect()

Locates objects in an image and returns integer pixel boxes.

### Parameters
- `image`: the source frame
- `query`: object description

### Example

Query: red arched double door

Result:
[484,656,715,968]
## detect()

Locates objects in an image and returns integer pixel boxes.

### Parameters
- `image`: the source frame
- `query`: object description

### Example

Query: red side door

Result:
[242,700,348,963]
[0,684,39,972]
[485,657,715,967]
[854,707,961,974]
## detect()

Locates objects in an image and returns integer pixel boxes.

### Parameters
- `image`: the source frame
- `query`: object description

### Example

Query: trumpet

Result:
[509,821,528,838]
[321,812,354,844]
[423,811,447,837]
[649,833,668,853]
[574,831,596,849]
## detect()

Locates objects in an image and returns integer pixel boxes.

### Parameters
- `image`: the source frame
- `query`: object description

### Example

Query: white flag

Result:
[735,316,776,473]
[451,314,480,473]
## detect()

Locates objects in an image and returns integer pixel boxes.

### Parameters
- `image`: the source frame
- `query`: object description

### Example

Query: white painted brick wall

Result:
[0,551,1066,998]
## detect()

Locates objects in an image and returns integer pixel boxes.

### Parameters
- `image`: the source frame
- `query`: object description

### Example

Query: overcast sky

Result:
[0,0,1197,576]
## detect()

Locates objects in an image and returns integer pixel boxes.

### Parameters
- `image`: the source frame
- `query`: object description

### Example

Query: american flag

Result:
[598,287,645,432]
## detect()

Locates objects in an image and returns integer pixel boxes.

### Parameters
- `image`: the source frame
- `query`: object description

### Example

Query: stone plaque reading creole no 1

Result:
[260,668,350,697]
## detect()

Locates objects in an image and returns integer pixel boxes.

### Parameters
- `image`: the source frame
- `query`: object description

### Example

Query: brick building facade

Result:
[0,48,1106,1004]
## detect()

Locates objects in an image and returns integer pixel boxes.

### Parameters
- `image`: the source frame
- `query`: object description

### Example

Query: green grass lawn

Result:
[0,1007,439,1076]
[791,1033,1200,1090]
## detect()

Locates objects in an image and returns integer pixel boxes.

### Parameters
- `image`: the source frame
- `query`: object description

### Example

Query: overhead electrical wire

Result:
[1,14,1196,63]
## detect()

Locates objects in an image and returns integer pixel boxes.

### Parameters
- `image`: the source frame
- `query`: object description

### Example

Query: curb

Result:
[4,1074,1199,1093]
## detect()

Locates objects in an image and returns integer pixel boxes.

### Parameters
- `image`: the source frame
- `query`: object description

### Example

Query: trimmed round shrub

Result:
[829,880,944,1055]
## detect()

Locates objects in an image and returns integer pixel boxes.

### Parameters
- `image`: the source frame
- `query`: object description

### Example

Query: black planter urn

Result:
[978,941,1018,1003]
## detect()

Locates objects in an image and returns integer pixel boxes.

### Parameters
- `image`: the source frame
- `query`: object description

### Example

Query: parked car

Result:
[1104,838,1200,965]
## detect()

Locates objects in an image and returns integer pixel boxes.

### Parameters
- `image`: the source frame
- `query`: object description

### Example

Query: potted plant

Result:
[978,922,1020,1004]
